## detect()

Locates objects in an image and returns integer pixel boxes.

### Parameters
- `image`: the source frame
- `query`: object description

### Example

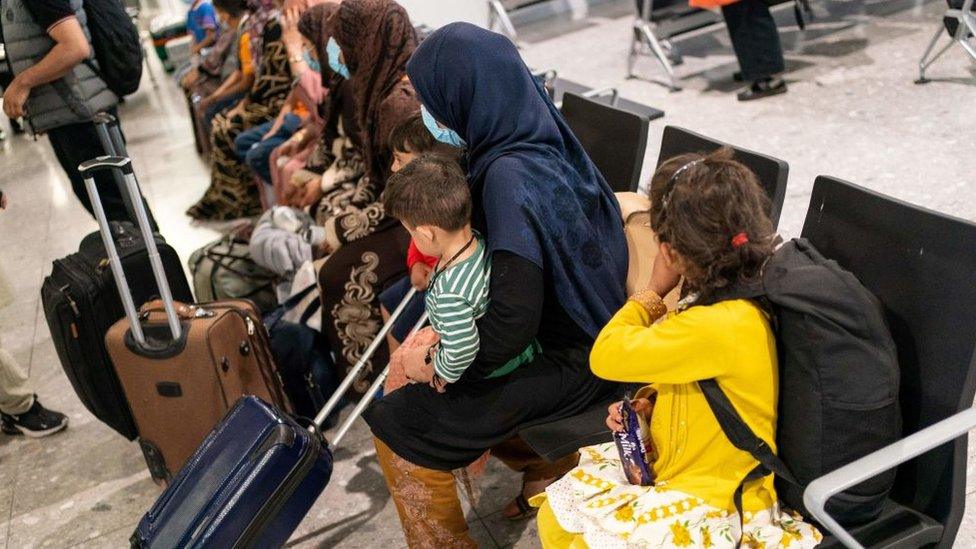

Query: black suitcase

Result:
[41,221,193,440]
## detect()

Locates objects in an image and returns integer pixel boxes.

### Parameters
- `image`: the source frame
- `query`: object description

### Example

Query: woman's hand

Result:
[226,101,246,121]
[181,68,199,89]
[199,93,217,110]
[403,345,435,384]
[606,398,653,432]
[276,140,298,159]
[299,178,324,208]
[280,8,304,59]
[649,249,681,297]
[410,262,432,291]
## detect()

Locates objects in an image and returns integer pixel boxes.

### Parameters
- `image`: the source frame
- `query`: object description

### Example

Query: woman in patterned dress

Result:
[187,0,293,221]
[307,0,420,392]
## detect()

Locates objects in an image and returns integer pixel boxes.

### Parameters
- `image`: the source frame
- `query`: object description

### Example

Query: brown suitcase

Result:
[78,157,290,484]
[106,299,290,483]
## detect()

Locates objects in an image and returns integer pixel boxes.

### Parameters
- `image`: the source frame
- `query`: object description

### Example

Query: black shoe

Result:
[1,396,69,438]
[737,77,787,101]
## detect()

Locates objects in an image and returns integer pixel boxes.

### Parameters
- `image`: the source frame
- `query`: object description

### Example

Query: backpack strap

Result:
[698,379,798,485]
[698,379,800,547]
[281,282,318,314]
[732,463,768,547]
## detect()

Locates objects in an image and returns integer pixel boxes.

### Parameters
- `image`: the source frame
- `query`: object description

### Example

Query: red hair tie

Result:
[731,232,749,249]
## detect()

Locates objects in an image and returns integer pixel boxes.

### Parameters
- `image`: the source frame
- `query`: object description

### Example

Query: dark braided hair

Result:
[648,147,775,301]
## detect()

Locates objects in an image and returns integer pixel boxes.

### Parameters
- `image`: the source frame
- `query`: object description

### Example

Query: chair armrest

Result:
[582,87,620,106]
[803,407,976,549]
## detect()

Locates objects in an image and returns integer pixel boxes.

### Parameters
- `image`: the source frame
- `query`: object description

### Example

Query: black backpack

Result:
[699,238,901,526]
[83,0,143,97]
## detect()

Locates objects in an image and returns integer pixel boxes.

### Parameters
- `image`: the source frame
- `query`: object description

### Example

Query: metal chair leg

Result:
[627,26,642,78]
[916,25,948,83]
[638,23,680,91]
[489,0,519,43]
[960,13,976,63]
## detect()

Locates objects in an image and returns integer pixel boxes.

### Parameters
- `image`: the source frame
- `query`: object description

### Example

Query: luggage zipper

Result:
[59,285,81,318]
[233,428,323,548]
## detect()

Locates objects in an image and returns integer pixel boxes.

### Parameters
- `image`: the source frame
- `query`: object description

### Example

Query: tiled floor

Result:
[0,0,974,546]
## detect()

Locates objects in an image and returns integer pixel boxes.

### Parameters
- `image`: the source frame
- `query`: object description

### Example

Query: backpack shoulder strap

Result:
[697,379,797,485]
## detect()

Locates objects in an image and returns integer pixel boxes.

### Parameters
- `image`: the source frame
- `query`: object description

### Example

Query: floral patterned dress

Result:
[544,442,823,548]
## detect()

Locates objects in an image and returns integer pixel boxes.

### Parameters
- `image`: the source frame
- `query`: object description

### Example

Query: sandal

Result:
[503,493,537,521]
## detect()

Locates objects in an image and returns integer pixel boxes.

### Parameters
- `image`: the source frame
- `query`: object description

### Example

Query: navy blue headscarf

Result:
[407,23,627,338]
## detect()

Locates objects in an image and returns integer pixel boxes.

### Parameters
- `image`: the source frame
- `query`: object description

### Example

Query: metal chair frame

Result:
[917,0,976,83]
[489,0,521,43]
[629,0,683,91]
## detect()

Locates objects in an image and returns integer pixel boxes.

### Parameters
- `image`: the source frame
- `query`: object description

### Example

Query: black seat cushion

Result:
[520,399,615,463]
[817,499,943,548]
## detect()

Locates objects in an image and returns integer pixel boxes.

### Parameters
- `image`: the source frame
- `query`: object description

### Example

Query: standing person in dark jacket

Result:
[1,0,154,224]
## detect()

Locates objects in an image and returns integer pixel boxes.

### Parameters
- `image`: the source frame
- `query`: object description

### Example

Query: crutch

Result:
[309,287,428,448]
[325,312,429,450]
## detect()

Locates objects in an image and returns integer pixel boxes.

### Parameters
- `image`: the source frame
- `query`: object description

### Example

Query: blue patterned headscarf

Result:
[407,23,627,338]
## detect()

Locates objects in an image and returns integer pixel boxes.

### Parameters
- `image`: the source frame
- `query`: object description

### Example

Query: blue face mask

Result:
[303,49,321,74]
[326,37,350,79]
[421,105,465,148]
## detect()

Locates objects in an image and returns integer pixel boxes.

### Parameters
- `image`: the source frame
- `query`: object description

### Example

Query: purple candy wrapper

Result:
[613,396,655,486]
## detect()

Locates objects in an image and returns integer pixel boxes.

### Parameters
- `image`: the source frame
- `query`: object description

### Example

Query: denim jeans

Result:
[234,113,303,183]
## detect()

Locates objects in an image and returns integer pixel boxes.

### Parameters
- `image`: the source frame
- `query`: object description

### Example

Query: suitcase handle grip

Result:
[79,156,183,346]
[79,156,133,176]
[91,112,118,126]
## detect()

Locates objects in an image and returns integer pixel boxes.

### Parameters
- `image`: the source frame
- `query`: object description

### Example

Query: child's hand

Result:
[430,375,448,394]
[606,398,652,432]
[410,262,432,291]
[649,250,681,297]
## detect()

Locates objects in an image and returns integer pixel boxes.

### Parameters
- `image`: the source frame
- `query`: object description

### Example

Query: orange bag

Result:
[689,0,739,8]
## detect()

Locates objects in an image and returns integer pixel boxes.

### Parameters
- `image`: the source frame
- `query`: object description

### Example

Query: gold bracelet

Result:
[629,289,668,319]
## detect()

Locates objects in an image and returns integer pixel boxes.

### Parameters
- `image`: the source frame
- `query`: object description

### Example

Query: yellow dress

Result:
[539,299,823,548]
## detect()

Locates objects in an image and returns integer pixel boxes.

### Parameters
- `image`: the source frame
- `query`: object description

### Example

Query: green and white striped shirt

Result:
[426,234,537,383]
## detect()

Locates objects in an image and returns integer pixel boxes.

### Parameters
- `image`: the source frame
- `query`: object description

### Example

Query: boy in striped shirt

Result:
[382,155,539,391]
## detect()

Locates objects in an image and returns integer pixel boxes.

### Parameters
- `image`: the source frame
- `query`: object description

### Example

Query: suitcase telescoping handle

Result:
[327,311,429,450]
[78,157,183,345]
[92,112,128,157]
[92,113,146,228]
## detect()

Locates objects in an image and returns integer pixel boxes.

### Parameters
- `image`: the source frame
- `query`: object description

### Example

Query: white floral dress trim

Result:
[545,443,823,548]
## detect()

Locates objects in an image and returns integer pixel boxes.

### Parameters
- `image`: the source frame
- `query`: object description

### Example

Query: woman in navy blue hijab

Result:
[363,23,628,545]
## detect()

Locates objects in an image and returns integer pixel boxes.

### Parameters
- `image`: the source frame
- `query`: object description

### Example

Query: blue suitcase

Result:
[130,396,333,548]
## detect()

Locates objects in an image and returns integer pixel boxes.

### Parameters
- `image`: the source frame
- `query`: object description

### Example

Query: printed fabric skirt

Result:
[543,443,823,548]
[318,220,410,394]
[187,106,272,222]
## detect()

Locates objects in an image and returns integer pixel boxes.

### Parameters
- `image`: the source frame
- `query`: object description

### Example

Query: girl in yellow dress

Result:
[536,148,822,548]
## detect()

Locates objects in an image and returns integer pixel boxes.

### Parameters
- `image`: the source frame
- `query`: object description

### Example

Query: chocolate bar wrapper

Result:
[613,397,655,486]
